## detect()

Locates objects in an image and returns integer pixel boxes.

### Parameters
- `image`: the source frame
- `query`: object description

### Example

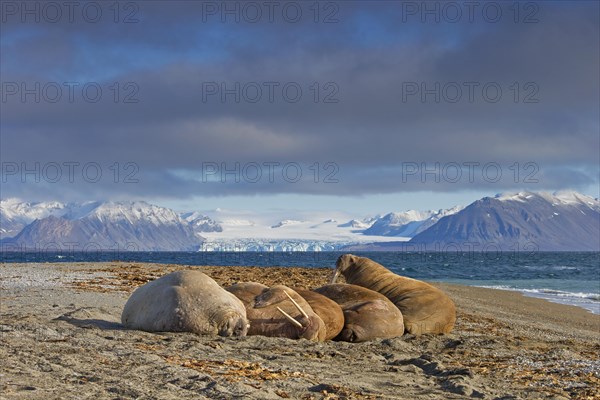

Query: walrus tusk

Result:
[283,291,309,319]
[276,306,303,328]
[330,270,340,284]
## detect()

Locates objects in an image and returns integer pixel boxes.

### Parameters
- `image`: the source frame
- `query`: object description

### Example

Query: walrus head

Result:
[218,313,250,337]
[336,325,365,343]
[254,287,322,340]
[331,254,360,283]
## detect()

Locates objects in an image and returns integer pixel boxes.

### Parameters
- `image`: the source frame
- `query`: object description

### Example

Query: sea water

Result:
[2,251,598,314]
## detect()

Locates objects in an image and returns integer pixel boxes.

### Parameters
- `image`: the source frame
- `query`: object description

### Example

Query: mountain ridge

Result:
[406,191,599,251]
[1,191,598,251]
[1,200,207,251]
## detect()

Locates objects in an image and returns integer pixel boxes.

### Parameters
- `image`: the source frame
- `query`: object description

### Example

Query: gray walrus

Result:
[122,270,249,337]
[294,288,344,340]
[227,283,327,341]
[314,283,405,342]
[331,254,456,335]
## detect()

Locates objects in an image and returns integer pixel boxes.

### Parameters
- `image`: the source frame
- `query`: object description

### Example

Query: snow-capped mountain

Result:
[271,219,303,228]
[413,205,465,234]
[362,206,464,237]
[408,191,600,251]
[2,201,203,251]
[363,210,431,236]
[337,216,380,230]
[0,199,77,239]
[2,191,598,251]
[180,211,223,233]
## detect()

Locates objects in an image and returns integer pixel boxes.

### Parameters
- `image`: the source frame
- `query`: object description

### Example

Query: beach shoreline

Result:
[1,262,599,399]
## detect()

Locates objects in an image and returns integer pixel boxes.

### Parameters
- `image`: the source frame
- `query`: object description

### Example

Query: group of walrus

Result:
[121,254,456,342]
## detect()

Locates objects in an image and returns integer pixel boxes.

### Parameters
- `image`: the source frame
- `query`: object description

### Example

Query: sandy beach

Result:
[1,262,598,399]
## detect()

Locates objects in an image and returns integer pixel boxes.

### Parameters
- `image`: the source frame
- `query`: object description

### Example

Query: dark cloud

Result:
[1,1,598,201]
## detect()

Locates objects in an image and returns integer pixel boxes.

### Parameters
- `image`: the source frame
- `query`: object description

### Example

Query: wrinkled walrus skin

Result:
[314,284,404,342]
[228,283,327,341]
[332,254,456,335]
[226,282,269,307]
[294,288,344,340]
[122,271,249,337]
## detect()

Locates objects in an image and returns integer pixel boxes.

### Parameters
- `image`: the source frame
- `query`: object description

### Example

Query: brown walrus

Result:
[227,283,326,341]
[331,254,456,335]
[293,288,344,340]
[314,283,405,342]
[226,282,268,307]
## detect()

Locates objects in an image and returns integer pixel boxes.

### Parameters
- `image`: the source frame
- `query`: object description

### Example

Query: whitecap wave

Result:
[477,285,600,314]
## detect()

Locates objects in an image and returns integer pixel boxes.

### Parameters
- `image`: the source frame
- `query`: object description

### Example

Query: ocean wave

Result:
[525,289,600,301]
[477,285,600,314]
[479,286,599,301]
[520,265,579,271]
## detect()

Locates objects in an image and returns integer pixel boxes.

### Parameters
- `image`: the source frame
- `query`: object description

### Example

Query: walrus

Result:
[122,270,249,337]
[226,282,268,307]
[228,283,327,341]
[293,288,344,340]
[314,283,405,342]
[331,254,456,335]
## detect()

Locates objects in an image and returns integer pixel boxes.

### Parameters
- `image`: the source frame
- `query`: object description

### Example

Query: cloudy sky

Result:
[1,1,598,215]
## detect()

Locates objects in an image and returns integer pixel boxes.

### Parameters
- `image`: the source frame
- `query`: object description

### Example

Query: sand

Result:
[1,262,598,399]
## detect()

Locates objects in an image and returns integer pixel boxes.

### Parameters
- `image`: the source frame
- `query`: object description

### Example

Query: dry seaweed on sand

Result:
[1,262,599,399]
